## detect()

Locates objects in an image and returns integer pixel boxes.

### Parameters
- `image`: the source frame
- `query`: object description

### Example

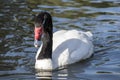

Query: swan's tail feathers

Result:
[85,31,93,41]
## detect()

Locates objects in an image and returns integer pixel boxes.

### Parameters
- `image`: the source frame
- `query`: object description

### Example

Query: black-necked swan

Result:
[34,11,93,70]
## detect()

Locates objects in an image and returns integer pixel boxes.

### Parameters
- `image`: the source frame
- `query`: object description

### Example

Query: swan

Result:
[34,11,93,70]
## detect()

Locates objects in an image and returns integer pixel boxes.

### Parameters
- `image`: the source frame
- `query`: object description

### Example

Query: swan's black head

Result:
[34,11,53,43]
[34,11,53,33]
[34,12,53,59]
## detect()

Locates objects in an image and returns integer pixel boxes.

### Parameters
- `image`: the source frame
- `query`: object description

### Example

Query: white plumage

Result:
[35,30,93,70]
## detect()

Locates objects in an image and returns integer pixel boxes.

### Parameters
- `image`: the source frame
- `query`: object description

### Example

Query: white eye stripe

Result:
[42,15,47,25]
[42,19,46,25]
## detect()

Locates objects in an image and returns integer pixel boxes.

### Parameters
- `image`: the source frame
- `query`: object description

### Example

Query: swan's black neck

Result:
[36,11,53,60]
[37,31,53,59]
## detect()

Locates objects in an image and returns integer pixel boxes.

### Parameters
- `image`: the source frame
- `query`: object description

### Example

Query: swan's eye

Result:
[39,24,42,27]
[35,23,43,27]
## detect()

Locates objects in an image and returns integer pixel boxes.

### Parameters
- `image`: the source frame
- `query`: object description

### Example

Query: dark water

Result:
[0,0,120,80]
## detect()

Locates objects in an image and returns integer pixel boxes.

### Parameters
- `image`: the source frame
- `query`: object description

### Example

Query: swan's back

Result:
[52,30,93,68]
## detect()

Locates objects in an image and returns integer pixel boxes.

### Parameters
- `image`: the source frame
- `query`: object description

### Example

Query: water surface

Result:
[0,0,120,80]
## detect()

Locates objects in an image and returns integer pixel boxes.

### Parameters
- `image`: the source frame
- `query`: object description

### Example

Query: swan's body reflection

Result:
[36,67,68,80]
[36,70,53,80]
[36,61,90,80]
